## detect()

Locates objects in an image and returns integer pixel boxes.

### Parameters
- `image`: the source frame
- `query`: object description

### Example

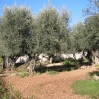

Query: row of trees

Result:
[0,0,99,74]
[0,3,71,74]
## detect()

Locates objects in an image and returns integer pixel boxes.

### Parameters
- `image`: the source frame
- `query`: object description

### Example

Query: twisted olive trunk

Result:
[29,58,36,75]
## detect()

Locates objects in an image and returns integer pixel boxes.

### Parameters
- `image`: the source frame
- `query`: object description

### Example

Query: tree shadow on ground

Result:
[35,64,78,74]
[35,59,93,74]
[15,58,92,74]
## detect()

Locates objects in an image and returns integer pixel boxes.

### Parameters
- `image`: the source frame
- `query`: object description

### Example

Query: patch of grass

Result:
[0,79,23,99]
[0,78,40,99]
[14,65,18,68]
[0,57,3,63]
[8,84,23,99]
[18,71,29,78]
[82,58,89,63]
[63,59,78,71]
[95,64,99,68]
[36,71,41,75]
[65,67,75,71]
[89,71,99,77]
[46,70,59,75]
[72,80,99,99]
[88,72,94,79]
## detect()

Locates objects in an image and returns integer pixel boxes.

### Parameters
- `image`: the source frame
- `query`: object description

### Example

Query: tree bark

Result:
[2,56,5,69]
[3,56,12,70]
[29,58,36,75]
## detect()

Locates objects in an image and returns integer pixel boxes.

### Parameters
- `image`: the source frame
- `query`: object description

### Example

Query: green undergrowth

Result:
[0,79,23,99]
[17,71,29,78]
[46,70,59,75]
[72,79,99,99]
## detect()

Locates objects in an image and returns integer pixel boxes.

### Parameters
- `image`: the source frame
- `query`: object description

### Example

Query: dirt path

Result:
[2,66,97,99]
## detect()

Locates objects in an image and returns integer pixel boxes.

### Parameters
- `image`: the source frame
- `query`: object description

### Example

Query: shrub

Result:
[63,59,76,66]
[88,71,99,81]
[82,58,89,63]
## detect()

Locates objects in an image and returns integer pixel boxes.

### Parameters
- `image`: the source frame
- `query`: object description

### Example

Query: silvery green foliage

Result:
[80,0,99,51]
[84,14,99,50]
[70,22,87,53]
[0,2,71,57]
[36,3,71,54]
[0,5,34,57]
[71,15,99,52]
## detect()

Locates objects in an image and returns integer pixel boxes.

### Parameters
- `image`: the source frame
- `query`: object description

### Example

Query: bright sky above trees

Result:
[0,0,89,26]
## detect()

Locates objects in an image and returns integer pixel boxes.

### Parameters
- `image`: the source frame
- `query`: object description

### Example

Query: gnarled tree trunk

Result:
[29,58,36,75]
[3,56,13,71]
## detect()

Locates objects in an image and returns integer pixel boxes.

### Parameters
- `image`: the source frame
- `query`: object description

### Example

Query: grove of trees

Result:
[0,0,99,74]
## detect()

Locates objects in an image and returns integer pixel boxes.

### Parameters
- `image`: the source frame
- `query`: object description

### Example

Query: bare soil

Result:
[2,65,98,99]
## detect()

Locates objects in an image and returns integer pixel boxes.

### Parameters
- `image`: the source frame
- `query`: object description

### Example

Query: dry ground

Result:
[2,65,98,99]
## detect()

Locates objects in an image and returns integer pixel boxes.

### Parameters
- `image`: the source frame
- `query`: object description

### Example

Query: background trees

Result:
[84,14,99,50]
[70,0,99,53]
[70,22,87,53]
[83,0,99,50]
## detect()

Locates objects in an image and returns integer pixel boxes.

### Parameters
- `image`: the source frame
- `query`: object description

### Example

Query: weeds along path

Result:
[2,65,97,99]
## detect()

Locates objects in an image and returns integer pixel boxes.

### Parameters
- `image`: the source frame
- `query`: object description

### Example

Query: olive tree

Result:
[59,6,71,53]
[84,14,99,50]
[26,2,71,74]
[71,22,87,52]
[36,4,71,55]
[83,0,99,50]
[0,3,71,74]
[0,5,35,69]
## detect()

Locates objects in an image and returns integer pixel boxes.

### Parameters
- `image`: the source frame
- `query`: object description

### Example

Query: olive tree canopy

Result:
[36,4,71,55]
[0,5,35,57]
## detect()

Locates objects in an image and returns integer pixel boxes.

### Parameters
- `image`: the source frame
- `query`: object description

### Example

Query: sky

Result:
[0,0,90,26]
